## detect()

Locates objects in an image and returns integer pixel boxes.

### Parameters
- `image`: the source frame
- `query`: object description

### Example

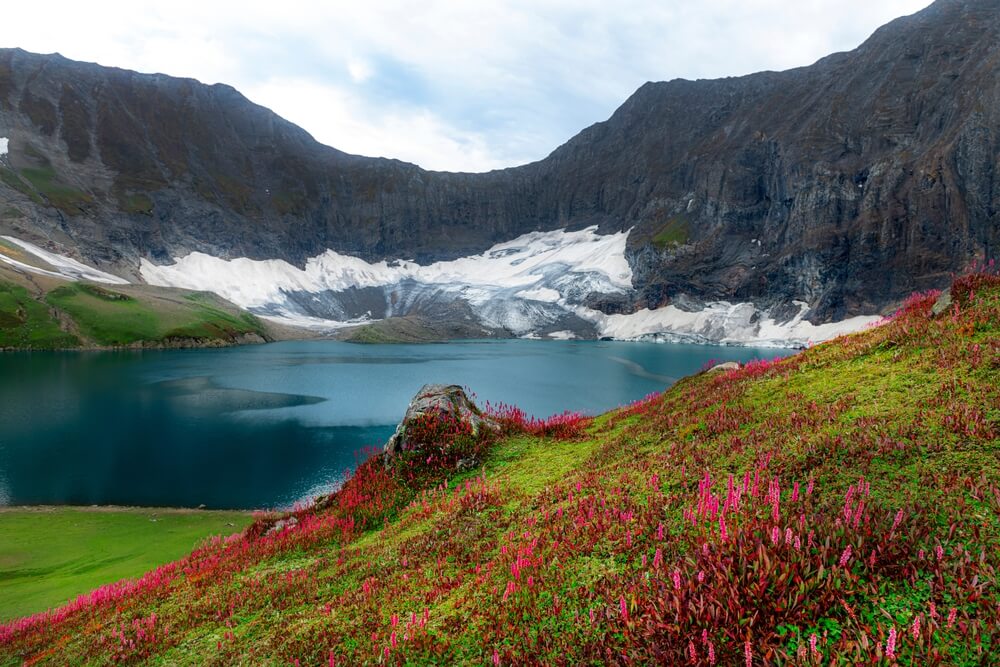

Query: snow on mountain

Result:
[141,226,879,346]
[0,236,128,284]
[580,301,881,348]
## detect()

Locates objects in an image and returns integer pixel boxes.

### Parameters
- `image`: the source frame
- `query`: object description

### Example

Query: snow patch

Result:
[583,301,880,348]
[515,286,561,303]
[546,330,576,340]
[142,226,631,335]
[0,137,8,156]
[0,236,128,284]
[142,226,631,308]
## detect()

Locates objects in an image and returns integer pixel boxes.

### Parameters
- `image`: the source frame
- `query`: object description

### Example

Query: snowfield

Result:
[0,236,128,284]
[139,226,880,346]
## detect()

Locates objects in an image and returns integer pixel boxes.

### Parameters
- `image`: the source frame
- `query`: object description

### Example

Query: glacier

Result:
[141,226,881,347]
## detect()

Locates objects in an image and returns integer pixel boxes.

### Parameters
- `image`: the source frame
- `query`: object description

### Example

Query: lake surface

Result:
[0,340,792,509]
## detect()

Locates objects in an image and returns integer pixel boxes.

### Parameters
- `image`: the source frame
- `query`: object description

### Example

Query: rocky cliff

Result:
[0,0,997,331]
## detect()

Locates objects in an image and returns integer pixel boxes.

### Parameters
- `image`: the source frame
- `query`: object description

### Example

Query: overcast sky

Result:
[5,1,931,172]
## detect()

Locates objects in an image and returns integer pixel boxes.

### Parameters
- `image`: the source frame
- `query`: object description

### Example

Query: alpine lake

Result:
[0,339,792,509]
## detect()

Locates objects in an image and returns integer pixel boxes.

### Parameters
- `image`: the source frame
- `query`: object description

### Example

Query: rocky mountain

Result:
[0,0,997,343]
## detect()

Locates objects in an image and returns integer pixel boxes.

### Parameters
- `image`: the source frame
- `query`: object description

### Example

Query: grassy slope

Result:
[0,280,79,349]
[1,276,997,665]
[0,259,269,349]
[44,283,266,346]
[0,509,252,623]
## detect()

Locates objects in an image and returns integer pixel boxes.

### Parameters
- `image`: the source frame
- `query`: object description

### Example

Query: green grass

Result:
[0,281,79,349]
[17,167,93,215]
[0,508,251,621]
[118,193,154,215]
[44,284,265,346]
[651,214,691,249]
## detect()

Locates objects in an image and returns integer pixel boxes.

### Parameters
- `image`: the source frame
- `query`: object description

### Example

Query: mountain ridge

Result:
[0,0,997,336]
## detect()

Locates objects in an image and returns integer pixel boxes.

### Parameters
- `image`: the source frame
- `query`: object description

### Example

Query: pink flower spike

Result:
[809,633,819,657]
[886,626,897,660]
[745,639,753,667]
[947,607,957,628]
[620,596,628,621]
[839,545,852,567]
[911,614,921,641]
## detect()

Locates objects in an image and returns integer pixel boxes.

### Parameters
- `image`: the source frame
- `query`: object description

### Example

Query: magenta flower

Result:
[886,626,897,660]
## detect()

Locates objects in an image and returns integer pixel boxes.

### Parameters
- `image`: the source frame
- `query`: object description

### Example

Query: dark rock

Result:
[383,384,498,461]
[455,457,480,472]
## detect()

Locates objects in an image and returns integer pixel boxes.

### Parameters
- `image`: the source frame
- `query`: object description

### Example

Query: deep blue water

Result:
[0,340,791,509]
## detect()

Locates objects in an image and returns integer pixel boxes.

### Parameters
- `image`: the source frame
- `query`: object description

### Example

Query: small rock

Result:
[197,503,206,510]
[265,515,299,537]
[931,288,953,316]
[706,361,741,373]
[455,457,480,472]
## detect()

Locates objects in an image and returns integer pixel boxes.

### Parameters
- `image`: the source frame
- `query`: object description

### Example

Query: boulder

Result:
[383,384,498,461]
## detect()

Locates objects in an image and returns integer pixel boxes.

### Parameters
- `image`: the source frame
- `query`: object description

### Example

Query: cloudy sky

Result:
[6,1,931,172]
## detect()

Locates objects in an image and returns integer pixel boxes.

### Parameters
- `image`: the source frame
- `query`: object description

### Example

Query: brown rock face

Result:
[0,0,997,323]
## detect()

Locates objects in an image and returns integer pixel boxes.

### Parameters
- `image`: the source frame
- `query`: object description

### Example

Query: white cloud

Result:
[1,0,932,172]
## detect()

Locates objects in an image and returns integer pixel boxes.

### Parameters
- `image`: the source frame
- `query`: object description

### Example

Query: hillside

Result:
[1,0,998,340]
[1,270,997,664]
[0,239,274,349]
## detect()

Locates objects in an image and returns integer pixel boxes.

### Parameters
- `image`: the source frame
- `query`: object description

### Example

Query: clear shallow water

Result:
[0,340,792,509]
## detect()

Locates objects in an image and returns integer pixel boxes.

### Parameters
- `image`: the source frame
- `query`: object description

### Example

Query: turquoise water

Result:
[0,340,791,509]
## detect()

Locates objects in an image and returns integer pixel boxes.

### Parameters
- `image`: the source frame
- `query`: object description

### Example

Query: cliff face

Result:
[0,0,998,323]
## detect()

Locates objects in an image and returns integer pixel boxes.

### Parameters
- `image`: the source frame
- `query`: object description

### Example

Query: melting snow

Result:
[141,226,631,309]
[583,301,880,348]
[140,225,878,346]
[0,236,128,284]
[0,137,8,156]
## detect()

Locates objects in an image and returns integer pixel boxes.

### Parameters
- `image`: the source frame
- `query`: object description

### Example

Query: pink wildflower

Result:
[839,545,852,567]
[886,626,897,660]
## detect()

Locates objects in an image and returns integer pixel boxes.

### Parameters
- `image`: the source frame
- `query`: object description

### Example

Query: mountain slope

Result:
[0,0,997,337]
[2,271,997,664]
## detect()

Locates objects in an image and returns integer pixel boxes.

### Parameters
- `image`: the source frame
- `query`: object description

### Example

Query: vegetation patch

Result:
[118,192,154,216]
[0,280,79,349]
[652,214,691,249]
[17,166,93,215]
[0,508,251,622]
[1,271,998,664]
[44,284,265,346]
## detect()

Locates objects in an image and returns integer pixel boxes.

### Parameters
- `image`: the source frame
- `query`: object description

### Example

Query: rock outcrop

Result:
[0,0,997,327]
[383,384,498,461]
